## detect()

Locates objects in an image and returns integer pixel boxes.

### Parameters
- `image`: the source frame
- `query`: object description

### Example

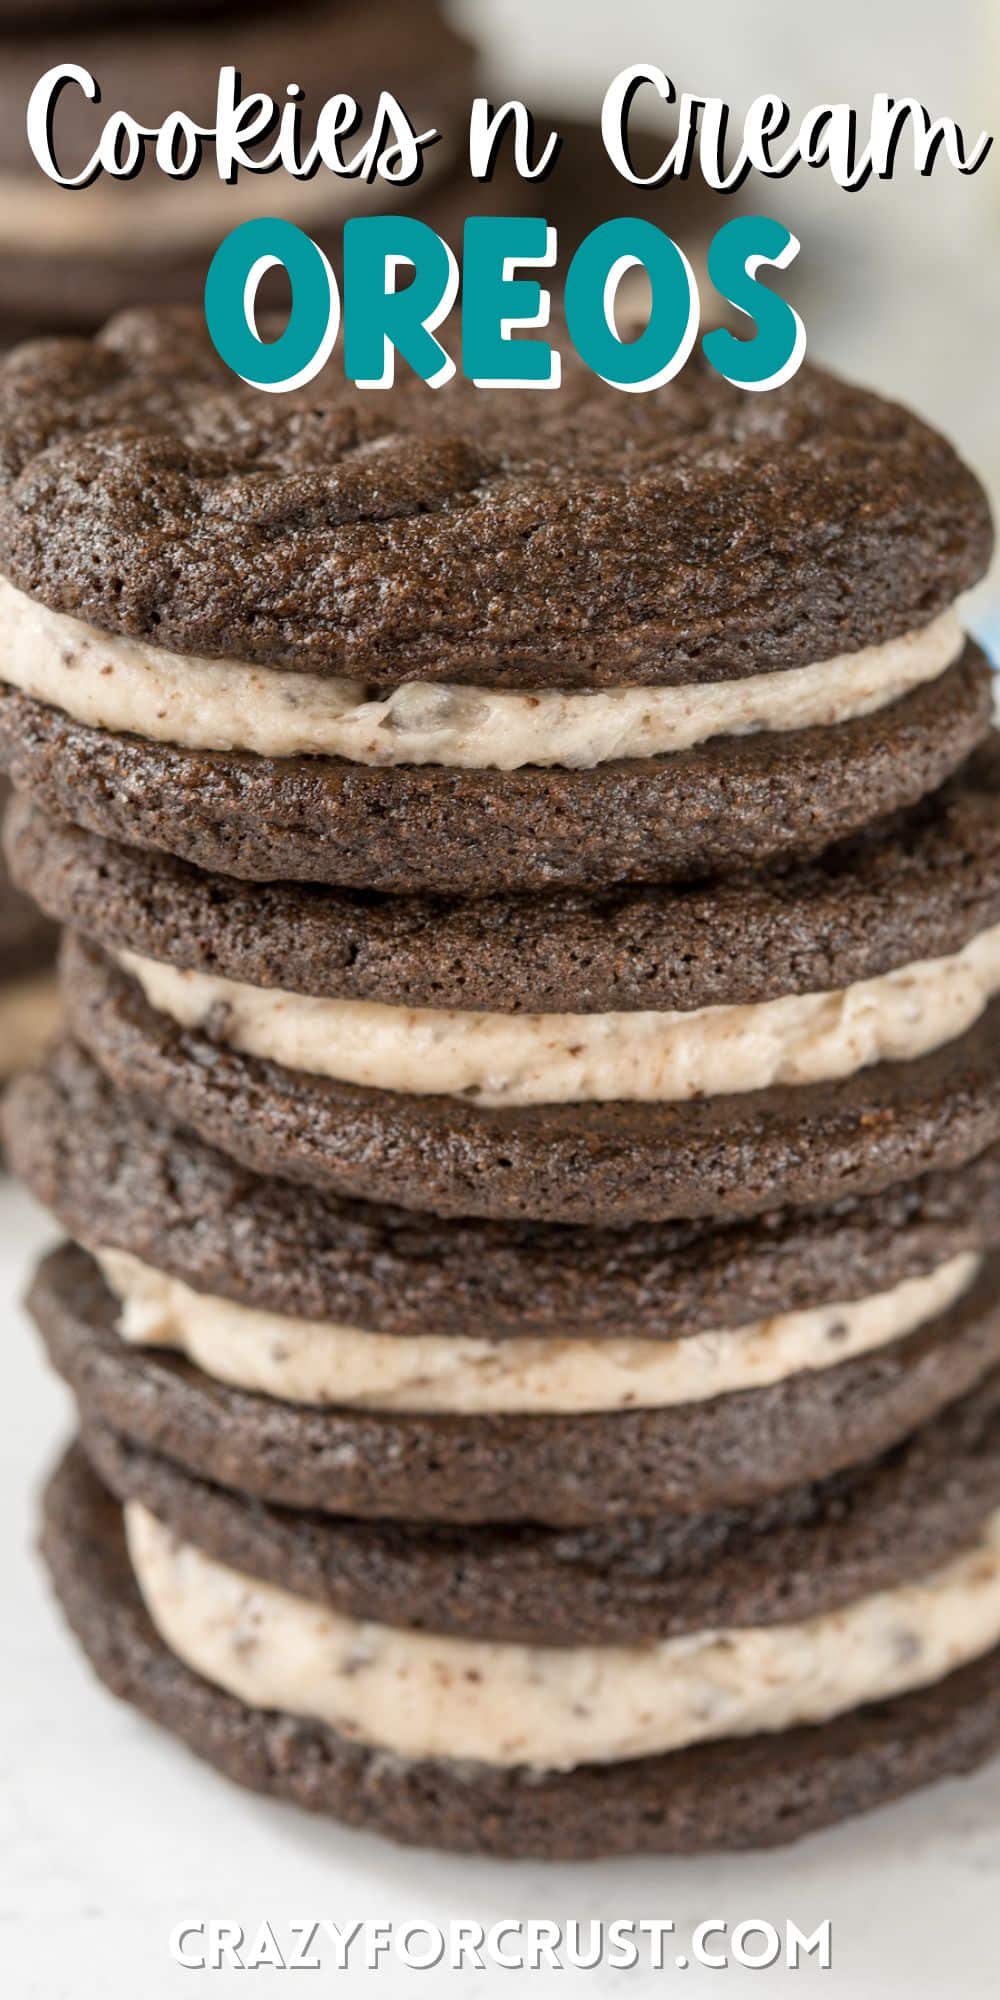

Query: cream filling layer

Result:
[0,972,60,1078]
[0,577,963,771]
[117,922,1000,1107]
[0,155,449,257]
[98,1247,978,1415]
[125,1501,1000,1771]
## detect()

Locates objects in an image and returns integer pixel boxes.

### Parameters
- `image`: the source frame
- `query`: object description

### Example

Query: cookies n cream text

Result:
[27,65,992,193]
[23,64,990,395]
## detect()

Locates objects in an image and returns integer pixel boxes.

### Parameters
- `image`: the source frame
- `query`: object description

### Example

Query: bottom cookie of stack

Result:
[42,1410,1000,1859]
[10,1044,1000,1856]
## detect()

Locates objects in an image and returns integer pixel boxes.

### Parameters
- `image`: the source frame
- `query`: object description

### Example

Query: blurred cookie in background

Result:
[539,114,730,302]
[0,1,272,20]
[0,778,58,1092]
[422,110,740,315]
[0,0,476,340]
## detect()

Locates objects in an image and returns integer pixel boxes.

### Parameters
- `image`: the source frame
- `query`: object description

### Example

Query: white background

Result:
[3,0,1000,1993]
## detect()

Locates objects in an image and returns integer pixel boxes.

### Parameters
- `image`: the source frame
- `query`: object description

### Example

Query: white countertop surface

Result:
[1,1175,997,1999]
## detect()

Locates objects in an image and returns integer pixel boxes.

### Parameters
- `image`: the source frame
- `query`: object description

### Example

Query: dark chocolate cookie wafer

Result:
[9,1040,1000,1340]
[0,313,989,684]
[81,1368,1000,1645]
[9,735,1000,1009]
[60,933,1000,1225]
[2,656,991,894]
[31,1244,1000,1525]
[41,1447,1000,1858]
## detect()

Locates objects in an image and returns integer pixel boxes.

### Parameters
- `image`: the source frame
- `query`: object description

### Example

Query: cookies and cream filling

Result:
[97,1246,979,1415]
[0,577,964,772]
[115,921,1000,1107]
[0,972,61,1078]
[125,1500,1000,1771]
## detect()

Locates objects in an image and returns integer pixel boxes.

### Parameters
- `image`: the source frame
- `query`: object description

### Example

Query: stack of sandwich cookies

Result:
[8,748,1000,1225]
[0,776,58,1089]
[9,1048,1000,1850]
[2,311,1000,1854]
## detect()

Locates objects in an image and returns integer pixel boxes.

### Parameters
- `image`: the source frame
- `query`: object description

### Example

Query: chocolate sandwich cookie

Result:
[410,112,732,306]
[30,1243,1000,1524]
[0,5,475,332]
[80,1367,1000,1644]
[57,929,1000,1224]
[41,1447,1000,1856]
[1,655,991,896]
[9,736,1000,1011]
[9,1040,1000,1342]
[0,313,992,895]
